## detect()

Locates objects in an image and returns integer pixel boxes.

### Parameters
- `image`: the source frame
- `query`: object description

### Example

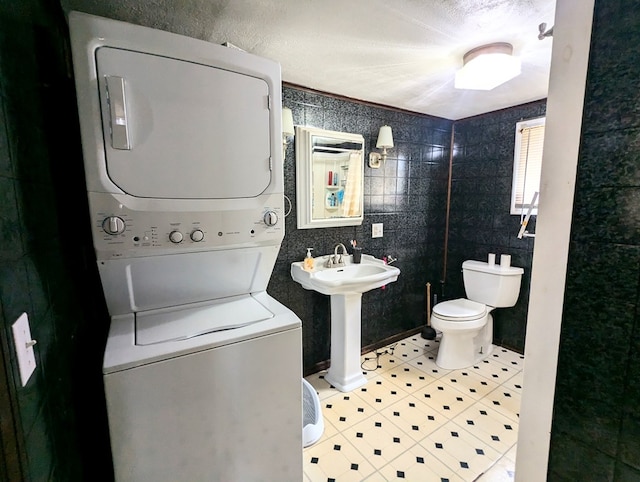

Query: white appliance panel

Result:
[135,295,274,345]
[98,246,279,316]
[88,191,284,261]
[95,47,272,199]
[104,327,302,482]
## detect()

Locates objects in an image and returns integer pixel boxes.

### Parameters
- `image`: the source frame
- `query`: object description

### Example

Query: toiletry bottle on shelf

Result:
[304,248,314,271]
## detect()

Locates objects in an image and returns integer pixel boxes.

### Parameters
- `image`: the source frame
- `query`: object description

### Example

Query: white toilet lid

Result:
[433,298,486,321]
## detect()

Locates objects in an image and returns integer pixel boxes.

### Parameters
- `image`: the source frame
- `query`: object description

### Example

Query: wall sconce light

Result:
[282,107,294,156]
[454,42,521,91]
[368,125,394,169]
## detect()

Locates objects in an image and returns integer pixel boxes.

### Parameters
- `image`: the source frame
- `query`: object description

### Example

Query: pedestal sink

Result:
[291,254,400,392]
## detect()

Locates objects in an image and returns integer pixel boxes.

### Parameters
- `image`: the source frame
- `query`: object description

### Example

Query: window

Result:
[510,117,545,215]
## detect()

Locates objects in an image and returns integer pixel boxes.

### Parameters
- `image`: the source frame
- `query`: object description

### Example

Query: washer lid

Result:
[136,295,274,345]
[432,298,486,321]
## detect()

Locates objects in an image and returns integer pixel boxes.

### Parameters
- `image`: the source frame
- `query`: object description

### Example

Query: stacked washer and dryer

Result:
[69,12,302,481]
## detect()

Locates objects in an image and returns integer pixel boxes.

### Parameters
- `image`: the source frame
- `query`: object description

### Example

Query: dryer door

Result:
[95,47,272,199]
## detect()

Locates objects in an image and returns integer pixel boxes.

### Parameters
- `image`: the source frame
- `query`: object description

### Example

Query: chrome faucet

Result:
[325,243,348,268]
[386,255,398,265]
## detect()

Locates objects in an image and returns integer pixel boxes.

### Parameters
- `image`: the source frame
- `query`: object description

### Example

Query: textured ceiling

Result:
[61,0,556,120]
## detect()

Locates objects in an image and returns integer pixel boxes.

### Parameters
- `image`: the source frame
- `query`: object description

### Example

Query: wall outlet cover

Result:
[11,312,37,387]
[372,223,383,238]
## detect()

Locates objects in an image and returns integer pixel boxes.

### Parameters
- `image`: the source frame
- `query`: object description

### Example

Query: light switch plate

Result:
[12,313,37,387]
[372,223,383,238]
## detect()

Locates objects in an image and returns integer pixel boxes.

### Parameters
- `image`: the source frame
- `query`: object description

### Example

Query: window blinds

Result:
[514,124,544,210]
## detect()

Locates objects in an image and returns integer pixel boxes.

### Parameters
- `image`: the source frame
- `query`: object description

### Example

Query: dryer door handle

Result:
[105,75,131,150]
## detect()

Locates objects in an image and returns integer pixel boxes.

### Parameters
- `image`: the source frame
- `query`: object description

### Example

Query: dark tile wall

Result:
[447,101,546,353]
[548,1,640,480]
[0,1,112,481]
[270,86,452,372]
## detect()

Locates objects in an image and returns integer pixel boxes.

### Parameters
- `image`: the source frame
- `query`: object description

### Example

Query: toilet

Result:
[431,259,524,369]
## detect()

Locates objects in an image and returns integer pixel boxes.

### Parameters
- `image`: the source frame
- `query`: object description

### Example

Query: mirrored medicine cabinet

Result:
[295,126,365,229]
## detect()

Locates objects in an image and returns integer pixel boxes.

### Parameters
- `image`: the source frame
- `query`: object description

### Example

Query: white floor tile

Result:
[303,335,524,481]
[380,363,439,393]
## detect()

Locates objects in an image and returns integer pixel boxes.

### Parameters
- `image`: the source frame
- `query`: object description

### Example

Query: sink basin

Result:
[291,254,400,295]
[291,253,401,392]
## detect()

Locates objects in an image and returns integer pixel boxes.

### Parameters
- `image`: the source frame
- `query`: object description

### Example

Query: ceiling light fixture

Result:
[454,42,521,91]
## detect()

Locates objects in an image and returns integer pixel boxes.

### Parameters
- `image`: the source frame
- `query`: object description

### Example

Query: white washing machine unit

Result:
[69,12,302,481]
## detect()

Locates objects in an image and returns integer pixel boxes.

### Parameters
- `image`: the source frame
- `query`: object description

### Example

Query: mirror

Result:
[295,126,365,229]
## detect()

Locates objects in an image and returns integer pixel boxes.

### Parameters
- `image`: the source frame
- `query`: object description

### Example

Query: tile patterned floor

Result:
[304,334,523,481]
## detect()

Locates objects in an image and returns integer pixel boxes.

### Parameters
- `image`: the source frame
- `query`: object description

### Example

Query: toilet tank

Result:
[462,260,524,307]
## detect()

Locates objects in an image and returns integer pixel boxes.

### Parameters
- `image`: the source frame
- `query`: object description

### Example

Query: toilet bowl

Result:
[431,298,493,369]
[431,259,523,369]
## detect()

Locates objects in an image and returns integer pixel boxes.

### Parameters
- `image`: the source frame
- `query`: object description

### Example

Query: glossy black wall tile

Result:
[0,2,112,480]
[446,100,546,353]
[274,86,452,372]
[549,1,640,479]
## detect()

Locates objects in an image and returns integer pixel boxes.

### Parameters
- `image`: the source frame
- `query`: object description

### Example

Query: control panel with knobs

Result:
[169,231,184,244]
[102,216,126,235]
[263,210,278,227]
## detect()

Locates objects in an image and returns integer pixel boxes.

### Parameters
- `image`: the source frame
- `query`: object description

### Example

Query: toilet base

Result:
[436,337,495,369]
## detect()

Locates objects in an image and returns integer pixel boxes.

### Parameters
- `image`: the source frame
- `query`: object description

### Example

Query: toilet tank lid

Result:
[462,260,524,276]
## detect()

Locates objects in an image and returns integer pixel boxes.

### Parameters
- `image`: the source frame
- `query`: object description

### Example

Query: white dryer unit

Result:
[69,11,302,481]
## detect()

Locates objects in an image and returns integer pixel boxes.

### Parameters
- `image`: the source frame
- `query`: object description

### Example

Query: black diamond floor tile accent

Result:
[476,448,484,455]
[351,463,358,470]
[334,444,341,451]
[339,416,347,421]
[466,420,474,425]
[505,424,513,430]
[409,402,415,407]
[375,422,382,427]
[480,410,487,415]
[428,415,435,420]
[397,470,405,478]
[356,432,363,438]
[435,442,443,449]
[311,457,319,464]
[358,407,364,412]
[417,456,424,463]
[412,425,419,431]
[460,461,469,469]
[393,437,401,443]
[374,449,382,455]
[451,431,459,437]
[491,435,500,441]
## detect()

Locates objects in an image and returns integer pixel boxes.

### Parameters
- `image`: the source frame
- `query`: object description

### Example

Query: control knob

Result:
[263,211,278,227]
[169,230,184,244]
[102,216,126,235]
[190,229,205,242]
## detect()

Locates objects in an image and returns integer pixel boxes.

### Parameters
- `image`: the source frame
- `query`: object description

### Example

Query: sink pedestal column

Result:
[325,293,368,392]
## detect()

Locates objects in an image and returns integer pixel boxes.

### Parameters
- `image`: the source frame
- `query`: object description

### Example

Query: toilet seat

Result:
[432,298,486,321]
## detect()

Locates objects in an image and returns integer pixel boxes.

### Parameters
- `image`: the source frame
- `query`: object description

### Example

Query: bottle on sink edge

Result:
[304,248,315,271]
